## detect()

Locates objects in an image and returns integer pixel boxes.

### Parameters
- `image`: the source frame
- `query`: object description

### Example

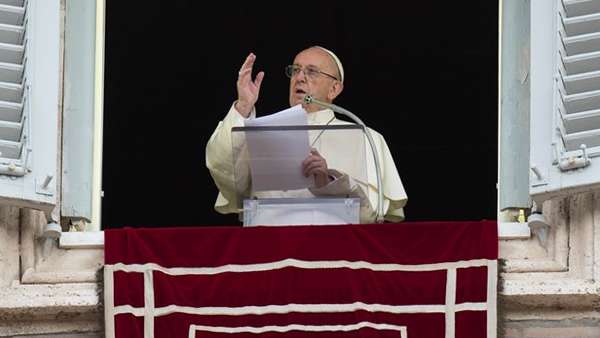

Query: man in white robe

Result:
[206,46,407,223]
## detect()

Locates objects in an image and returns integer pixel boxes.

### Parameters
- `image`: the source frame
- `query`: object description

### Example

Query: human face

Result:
[288,48,342,113]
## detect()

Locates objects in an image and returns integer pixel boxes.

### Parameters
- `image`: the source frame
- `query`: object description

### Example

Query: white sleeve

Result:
[309,129,408,223]
[205,102,256,214]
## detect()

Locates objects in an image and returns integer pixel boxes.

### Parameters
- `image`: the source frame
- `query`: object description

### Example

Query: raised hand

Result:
[235,53,265,117]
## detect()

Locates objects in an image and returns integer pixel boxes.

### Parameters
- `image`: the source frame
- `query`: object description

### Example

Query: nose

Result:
[293,68,307,82]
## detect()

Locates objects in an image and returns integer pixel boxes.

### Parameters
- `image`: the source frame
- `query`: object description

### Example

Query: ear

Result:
[327,81,344,101]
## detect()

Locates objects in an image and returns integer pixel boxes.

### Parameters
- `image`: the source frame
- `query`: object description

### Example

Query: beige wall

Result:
[500,191,600,337]
[0,207,102,337]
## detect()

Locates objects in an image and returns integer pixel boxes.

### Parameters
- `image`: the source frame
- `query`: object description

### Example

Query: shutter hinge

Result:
[554,143,591,172]
[530,164,547,187]
[35,174,54,196]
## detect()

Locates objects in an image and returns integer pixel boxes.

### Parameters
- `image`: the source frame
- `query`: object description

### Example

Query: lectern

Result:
[231,124,368,226]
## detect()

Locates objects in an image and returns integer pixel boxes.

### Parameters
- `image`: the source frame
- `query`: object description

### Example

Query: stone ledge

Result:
[0,282,101,320]
[21,268,100,284]
[500,279,600,308]
[501,318,600,338]
[503,309,600,321]
[59,231,104,249]
[501,259,569,273]
[0,319,102,337]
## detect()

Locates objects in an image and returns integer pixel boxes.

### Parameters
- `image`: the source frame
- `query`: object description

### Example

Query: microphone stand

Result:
[304,95,385,223]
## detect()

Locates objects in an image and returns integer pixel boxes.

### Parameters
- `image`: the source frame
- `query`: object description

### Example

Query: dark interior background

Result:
[102,1,498,228]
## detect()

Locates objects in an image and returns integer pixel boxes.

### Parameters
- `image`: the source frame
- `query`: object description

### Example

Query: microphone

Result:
[304,95,385,223]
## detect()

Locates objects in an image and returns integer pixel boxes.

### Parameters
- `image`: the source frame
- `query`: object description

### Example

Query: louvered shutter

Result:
[559,1,600,152]
[0,0,60,215]
[530,0,600,201]
[0,0,26,177]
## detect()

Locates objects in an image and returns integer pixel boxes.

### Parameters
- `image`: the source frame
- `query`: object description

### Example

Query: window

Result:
[499,0,600,238]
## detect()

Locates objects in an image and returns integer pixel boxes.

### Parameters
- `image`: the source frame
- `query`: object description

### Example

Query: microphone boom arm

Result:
[304,95,385,223]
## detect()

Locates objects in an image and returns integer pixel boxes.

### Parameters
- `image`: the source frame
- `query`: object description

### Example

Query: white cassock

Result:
[205,103,408,223]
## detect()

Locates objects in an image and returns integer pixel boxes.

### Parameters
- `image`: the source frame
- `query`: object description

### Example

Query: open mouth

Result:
[295,88,307,96]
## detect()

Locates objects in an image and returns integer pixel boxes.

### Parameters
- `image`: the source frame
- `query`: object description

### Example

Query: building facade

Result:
[2,0,600,337]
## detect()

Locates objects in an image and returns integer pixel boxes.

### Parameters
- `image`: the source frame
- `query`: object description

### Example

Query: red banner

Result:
[104,221,498,338]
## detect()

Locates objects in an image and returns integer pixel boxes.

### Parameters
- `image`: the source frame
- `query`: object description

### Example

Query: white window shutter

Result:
[0,1,25,177]
[530,0,600,202]
[0,0,60,217]
[61,0,99,223]
[499,0,531,211]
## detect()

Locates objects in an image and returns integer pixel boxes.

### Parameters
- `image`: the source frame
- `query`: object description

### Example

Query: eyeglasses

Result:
[285,64,339,81]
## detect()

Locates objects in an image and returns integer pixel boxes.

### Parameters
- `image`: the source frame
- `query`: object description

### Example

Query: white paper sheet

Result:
[244,105,312,191]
